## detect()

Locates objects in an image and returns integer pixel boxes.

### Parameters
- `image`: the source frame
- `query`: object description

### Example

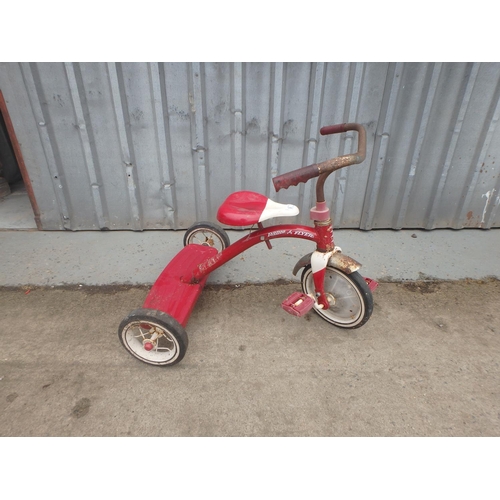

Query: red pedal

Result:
[281,292,315,317]
[364,277,379,291]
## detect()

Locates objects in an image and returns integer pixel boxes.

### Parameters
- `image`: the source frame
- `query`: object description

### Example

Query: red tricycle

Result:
[118,123,378,366]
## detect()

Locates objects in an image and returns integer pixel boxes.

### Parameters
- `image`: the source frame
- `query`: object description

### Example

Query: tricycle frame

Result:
[187,221,333,284]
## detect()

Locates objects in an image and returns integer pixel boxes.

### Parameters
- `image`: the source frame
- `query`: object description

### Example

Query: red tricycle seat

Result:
[217,191,299,226]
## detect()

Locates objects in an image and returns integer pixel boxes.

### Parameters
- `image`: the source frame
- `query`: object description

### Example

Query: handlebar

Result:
[319,123,350,136]
[272,123,366,192]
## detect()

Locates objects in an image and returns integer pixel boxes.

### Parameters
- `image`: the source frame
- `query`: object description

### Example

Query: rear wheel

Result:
[183,221,230,252]
[118,309,188,366]
[301,265,373,328]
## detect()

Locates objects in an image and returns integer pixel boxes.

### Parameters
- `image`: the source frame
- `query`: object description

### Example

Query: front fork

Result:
[311,216,336,310]
[309,250,330,309]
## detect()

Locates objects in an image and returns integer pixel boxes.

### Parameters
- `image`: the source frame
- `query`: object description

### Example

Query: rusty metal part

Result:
[272,164,320,192]
[313,218,332,227]
[320,123,348,135]
[314,219,334,252]
[0,91,42,230]
[292,251,361,276]
[320,122,367,161]
[272,123,366,193]
[315,123,366,202]
[315,173,329,203]
[329,252,362,274]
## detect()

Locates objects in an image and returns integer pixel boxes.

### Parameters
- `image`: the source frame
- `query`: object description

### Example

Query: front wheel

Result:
[118,309,188,366]
[301,265,373,329]
[183,221,230,252]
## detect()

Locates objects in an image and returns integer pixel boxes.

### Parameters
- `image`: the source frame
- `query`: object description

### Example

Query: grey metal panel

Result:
[1,62,499,231]
[244,62,272,196]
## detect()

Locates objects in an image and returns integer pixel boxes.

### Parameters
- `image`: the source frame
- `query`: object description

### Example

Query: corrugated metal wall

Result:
[1,62,499,230]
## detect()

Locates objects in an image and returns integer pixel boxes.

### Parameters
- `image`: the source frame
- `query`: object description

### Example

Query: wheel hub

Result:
[202,236,214,246]
[142,327,165,351]
[324,292,336,306]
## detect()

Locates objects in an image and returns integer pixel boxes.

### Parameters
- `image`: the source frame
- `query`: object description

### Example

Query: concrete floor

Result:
[0,182,37,230]
[0,280,499,437]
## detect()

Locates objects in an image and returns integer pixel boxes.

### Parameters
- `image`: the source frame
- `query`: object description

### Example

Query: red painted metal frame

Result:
[186,222,334,284]
[141,220,336,329]
[143,244,218,326]
[140,222,333,327]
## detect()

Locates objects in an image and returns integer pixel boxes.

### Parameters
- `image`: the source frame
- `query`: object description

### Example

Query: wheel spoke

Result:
[155,335,173,352]
[335,293,358,302]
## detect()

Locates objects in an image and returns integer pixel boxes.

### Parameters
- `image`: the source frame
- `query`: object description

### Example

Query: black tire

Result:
[301,265,373,329]
[118,308,188,366]
[183,221,230,251]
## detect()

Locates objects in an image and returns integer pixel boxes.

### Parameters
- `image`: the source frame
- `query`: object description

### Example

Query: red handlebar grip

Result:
[272,164,319,192]
[320,123,347,136]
